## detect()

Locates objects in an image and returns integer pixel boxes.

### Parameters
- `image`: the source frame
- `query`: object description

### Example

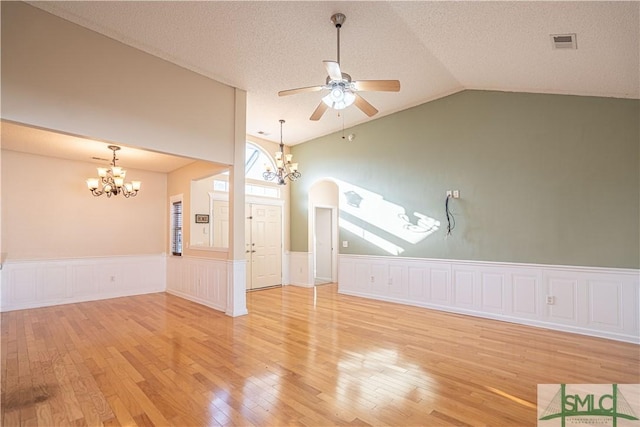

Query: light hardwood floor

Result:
[1,284,638,426]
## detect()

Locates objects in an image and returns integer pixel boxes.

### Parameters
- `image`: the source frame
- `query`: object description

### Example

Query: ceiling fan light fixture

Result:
[322,86,355,110]
[330,86,345,102]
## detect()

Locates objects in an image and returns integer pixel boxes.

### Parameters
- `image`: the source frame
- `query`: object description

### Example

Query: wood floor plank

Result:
[2,284,639,426]
[104,395,136,427]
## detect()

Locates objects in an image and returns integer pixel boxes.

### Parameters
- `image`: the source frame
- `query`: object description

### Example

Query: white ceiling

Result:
[6,1,640,168]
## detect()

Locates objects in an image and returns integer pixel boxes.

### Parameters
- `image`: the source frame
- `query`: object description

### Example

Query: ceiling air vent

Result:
[550,33,577,50]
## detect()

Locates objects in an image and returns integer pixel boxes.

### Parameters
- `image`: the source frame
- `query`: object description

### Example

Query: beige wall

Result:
[1,1,235,164]
[1,150,167,260]
[190,175,216,247]
[167,160,229,259]
[309,180,339,207]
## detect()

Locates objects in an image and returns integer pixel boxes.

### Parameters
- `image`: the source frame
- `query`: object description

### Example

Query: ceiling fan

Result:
[278,13,401,121]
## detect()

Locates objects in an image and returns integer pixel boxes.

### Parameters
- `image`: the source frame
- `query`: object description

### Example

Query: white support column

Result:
[226,259,248,316]
[226,88,248,317]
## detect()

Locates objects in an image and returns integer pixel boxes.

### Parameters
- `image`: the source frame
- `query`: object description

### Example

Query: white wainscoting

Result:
[288,252,314,287]
[0,255,166,312]
[166,255,228,312]
[339,255,640,344]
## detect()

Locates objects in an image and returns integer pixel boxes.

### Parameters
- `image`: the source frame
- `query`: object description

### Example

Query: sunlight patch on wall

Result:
[340,218,405,255]
[334,179,440,249]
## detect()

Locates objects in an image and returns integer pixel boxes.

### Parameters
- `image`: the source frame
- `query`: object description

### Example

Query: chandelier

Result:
[86,145,141,198]
[263,119,301,185]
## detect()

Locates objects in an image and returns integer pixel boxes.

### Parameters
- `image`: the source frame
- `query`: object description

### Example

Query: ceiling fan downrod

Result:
[331,13,346,65]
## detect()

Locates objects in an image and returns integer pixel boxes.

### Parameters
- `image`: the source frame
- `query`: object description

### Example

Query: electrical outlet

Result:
[546,296,555,305]
[453,190,460,199]
[446,190,452,197]
[342,241,348,248]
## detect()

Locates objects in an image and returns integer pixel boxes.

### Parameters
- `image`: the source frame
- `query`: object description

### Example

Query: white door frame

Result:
[245,196,285,290]
[311,203,338,284]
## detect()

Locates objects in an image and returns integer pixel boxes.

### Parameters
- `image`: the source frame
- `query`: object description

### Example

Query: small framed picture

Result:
[195,214,209,224]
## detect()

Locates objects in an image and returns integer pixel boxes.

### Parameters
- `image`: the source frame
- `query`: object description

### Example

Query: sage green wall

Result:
[290,90,639,269]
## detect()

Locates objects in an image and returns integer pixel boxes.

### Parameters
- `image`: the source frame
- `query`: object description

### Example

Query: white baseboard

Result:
[166,288,225,313]
[1,255,166,312]
[339,255,639,344]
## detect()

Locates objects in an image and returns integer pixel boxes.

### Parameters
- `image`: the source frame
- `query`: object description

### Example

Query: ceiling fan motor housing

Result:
[331,13,346,28]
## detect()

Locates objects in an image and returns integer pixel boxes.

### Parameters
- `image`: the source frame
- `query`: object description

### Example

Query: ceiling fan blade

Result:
[353,93,378,117]
[278,85,325,97]
[323,60,343,81]
[310,101,329,121]
[353,80,401,92]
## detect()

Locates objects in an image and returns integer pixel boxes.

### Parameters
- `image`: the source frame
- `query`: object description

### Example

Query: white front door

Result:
[246,203,282,290]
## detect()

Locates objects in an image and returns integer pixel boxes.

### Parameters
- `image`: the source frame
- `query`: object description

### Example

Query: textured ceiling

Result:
[17,1,640,151]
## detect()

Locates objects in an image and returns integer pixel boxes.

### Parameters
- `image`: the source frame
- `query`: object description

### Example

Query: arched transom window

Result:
[245,142,276,181]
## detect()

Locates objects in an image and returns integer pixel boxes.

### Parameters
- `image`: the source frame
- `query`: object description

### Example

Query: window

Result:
[207,143,281,198]
[245,142,276,181]
[171,200,183,256]
[212,179,280,199]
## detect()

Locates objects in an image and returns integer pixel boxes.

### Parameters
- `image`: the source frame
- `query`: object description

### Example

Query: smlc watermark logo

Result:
[538,384,640,427]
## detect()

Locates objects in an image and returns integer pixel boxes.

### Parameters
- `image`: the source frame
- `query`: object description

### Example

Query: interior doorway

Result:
[314,207,334,284]
[246,203,282,290]
[309,179,339,286]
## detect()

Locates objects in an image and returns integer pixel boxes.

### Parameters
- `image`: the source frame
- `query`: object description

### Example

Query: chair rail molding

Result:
[338,254,640,344]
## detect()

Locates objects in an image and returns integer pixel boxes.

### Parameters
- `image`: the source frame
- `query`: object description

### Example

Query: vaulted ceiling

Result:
[27,1,639,146]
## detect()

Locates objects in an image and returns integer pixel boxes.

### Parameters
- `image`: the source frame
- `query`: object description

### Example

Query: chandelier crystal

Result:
[263,120,301,185]
[86,145,141,198]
